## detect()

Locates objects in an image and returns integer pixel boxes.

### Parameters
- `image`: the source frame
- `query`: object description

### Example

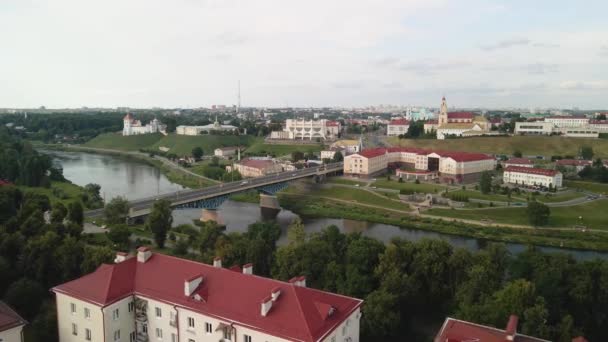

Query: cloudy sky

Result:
[1,0,607,109]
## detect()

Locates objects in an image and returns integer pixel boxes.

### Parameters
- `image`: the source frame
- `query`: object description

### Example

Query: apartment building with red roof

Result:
[503,166,563,188]
[227,158,283,178]
[386,119,410,136]
[555,159,593,172]
[0,300,27,342]
[504,158,534,168]
[52,248,362,342]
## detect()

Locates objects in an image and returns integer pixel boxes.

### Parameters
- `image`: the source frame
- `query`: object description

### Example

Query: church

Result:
[431,97,492,140]
[122,113,167,136]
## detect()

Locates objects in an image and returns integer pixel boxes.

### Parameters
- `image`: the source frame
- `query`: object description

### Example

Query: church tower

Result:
[123,113,133,136]
[438,96,448,125]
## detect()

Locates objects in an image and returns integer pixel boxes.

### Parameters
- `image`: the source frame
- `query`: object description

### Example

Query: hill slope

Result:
[84,133,163,151]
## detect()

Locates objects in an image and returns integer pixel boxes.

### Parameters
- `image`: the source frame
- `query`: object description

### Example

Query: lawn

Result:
[245,141,323,157]
[565,180,608,194]
[427,199,608,229]
[310,186,409,211]
[373,179,449,193]
[328,178,368,187]
[84,132,164,151]
[536,191,585,203]
[388,136,608,158]
[150,134,258,156]
[19,181,87,207]
[447,190,524,202]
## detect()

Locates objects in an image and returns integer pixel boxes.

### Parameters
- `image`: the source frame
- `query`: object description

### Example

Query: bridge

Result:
[84,162,343,222]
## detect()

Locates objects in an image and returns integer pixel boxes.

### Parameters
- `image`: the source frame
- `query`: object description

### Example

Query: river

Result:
[44,149,608,261]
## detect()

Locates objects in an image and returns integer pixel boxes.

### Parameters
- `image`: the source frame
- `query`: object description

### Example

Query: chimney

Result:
[260,296,273,316]
[289,276,306,287]
[114,252,129,263]
[184,274,204,296]
[504,315,518,341]
[213,256,222,268]
[271,287,281,301]
[243,263,253,275]
[137,247,152,263]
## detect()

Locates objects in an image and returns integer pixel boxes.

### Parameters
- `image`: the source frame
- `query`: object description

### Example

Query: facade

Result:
[588,120,608,133]
[386,119,410,136]
[52,248,362,342]
[561,128,599,138]
[515,116,603,137]
[514,121,554,135]
[122,114,167,136]
[503,158,534,168]
[0,301,27,342]
[545,116,589,128]
[434,315,551,342]
[176,118,238,136]
[424,120,438,133]
[270,119,341,141]
[214,147,238,158]
[503,166,563,188]
[227,158,283,178]
[330,139,361,155]
[344,147,496,184]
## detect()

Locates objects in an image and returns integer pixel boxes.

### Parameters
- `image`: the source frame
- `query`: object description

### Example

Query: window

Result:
[187,317,195,329]
[205,322,212,334]
[84,307,91,319]
[223,327,232,339]
[188,340,195,342]
[342,325,347,336]
[244,334,252,342]
[156,328,163,339]
[330,337,335,342]
[128,302,135,313]
[85,328,92,341]
[171,333,177,342]
[155,307,162,318]
[114,330,121,341]
[70,303,76,314]
[130,331,136,342]
[113,308,119,320]
[72,323,78,336]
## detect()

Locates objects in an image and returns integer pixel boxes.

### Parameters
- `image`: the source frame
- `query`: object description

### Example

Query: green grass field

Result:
[328,178,368,186]
[150,134,258,156]
[373,179,448,193]
[19,181,86,207]
[84,133,164,151]
[536,191,585,203]
[245,141,323,157]
[428,199,608,229]
[447,190,525,202]
[389,136,608,157]
[308,186,409,211]
[565,180,608,194]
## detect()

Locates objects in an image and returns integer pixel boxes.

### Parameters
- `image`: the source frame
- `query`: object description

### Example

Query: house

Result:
[269,119,341,140]
[555,159,593,172]
[503,158,534,168]
[214,147,238,159]
[435,97,493,139]
[0,300,27,342]
[176,117,239,136]
[515,121,554,135]
[51,248,362,342]
[386,119,410,136]
[503,166,563,188]
[424,119,439,134]
[227,158,283,178]
[434,315,550,342]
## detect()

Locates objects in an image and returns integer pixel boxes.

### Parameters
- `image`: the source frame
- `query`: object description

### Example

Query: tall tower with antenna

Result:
[237,80,241,113]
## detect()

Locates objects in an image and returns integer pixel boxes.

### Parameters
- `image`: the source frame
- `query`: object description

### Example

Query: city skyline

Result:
[1,0,607,109]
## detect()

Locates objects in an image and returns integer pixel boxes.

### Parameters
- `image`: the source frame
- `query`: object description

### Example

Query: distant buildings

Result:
[503,166,563,188]
[386,119,410,136]
[122,113,166,136]
[213,147,239,159]
[434,315,552,342]
[503,158,534,168]
[176,117,238,136]
[227,158,283,178]
[51,248,362,342]
[555,159,592,172]
[0,300,27,342]
[435,97,494,140]
[270,119,341,140]
[321,139,362,160]
[515,116,608,138]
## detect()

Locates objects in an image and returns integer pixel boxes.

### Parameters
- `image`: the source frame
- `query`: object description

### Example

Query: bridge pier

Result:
[200,209,223,224]
[259,194,281,219]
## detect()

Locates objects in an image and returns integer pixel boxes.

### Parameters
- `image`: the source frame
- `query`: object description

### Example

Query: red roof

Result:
[0,179,12,186]
[389,119,410,126]
[355,147,492,162]
[123,113,133,120]
[357,148,387,158]
[504,166,559,176]
[325,121,340,127]
[426,119,438,124]
[437,151,494,162]
[240,159,276,170]
[505,158,533,165]
[52,253,362,342]
[447,112,474,119]
[589,120,608,125]
[0,301,27,332]
[434,316,549,342]
[555,159,592,167]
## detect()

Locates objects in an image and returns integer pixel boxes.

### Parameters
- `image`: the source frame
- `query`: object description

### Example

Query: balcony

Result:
[135,298,148,323]
[169,319,177,328]
[136,332,149,342]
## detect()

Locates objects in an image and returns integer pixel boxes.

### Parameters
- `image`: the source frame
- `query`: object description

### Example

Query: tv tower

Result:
[237,80,241,113]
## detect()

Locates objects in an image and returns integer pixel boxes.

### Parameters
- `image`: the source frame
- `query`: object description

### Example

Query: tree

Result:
[146,199,173,248]
[50,202,67,224]
[479,171,492,194]
[3,278,46,320]
[291,151,304,162]
[192,147,203,160]
[287,217,306,245]
[361,289,401,339]
[580,146,594,160]
[527,201,550,227]
[81,246,114,273]
[332,151,344,162]
[104,197,130,225]
[513,150,523,158]
[107,225,131,249]
[67,201,84,226]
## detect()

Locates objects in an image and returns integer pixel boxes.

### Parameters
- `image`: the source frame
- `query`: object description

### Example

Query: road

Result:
[85,162,343,218]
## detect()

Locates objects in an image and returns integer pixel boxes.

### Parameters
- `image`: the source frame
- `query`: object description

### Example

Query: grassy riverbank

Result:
[18,181,88,207]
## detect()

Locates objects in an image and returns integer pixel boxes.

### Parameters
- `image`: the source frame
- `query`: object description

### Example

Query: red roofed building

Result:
[387,119,410,136]
[52,249,362,342]
[0,300,27,341]
[0,179,12,186]
[504,158,534,168]
[434,315,550,342]
[556,159,593,172]
[504,166,563,188]
[228,158,283,178]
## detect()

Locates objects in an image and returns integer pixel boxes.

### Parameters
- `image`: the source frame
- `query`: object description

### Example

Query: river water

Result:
[44,149,608,261]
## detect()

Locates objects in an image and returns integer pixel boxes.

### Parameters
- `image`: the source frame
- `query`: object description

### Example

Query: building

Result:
[227,158,283,178]
[503,158,534,168]
[176,117,238,136]
[503,166,563,188]
[435,97,492,139]
[515,121,554,135]
[343,147,496,184]
[561,128,599,138]
[52,248,362,342]
[588,120,608,133]
[515,116,601,137]
[434,315,550,342]
[214,147,238,159]
[122,114,167,136]
[0,300,27,342]
[330,139,362,155]
[386,119,410,136]
[270,119,341,140]
[555,159,592,172]
[545,116,589,128]
[424,119,439,133]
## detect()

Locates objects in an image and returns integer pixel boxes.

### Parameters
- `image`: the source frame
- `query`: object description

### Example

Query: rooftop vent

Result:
[213,256,222,268]
[261,296,273,317]
[184,274,204,297]
[243,263,253,275]
[114,252,129,263]
[137,247,152,263]
[271,287,281,301]
[504,315,518,341]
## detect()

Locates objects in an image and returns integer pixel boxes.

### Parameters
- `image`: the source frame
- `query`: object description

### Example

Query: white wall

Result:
[0,325,24,342]
[321,308,361,342]
[56,292,105,342]
[103,296,135,342]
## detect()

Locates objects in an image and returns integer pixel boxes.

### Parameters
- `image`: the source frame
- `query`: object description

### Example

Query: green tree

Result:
[192,146,204,160]
[291,151,304,162]
[104,197,130,225]
[580,146,594,160]
[332,151,344,162]
[3,278,46,320]
[107,224,131,249]
[67,201,84,226]
[479,171,492,194]
[146,199,173,248]
[361,289,401,339]
[51,202,68,224]
[527,201,550,226]
[513,150,523,158]
[287,217,306,245]
[81,246,114,273]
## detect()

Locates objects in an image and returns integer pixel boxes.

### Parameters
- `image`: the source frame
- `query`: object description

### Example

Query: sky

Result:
[1,0,607,109]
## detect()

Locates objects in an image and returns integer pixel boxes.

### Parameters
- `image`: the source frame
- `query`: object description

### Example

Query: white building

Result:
[514,121,554,135]
[545,116,589,128]
[52,248,362,342]
[387,119,410,136]
[561,128,599,138]
[435,97,492,140]
[176,117,238,136]
[503,158,534,168]
[214,147,238,158]
[503,166,563,188]
[122,114,167,136]
[270,119,341,140]
[588,120,608,133]
[0,301,27,342]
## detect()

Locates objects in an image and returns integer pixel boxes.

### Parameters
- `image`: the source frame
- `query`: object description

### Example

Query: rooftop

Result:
[389,119,410,126]
[447,111,474,119]
[239,158,276,169]
[52,251,362,342]
[505,158,534,165]
[0,300,27,332]
[434,315,550,342]
[504,166,559,176]
[556,159,592,166]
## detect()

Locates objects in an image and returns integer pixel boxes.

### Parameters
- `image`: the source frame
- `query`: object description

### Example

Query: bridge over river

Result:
[84,162,343,222]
